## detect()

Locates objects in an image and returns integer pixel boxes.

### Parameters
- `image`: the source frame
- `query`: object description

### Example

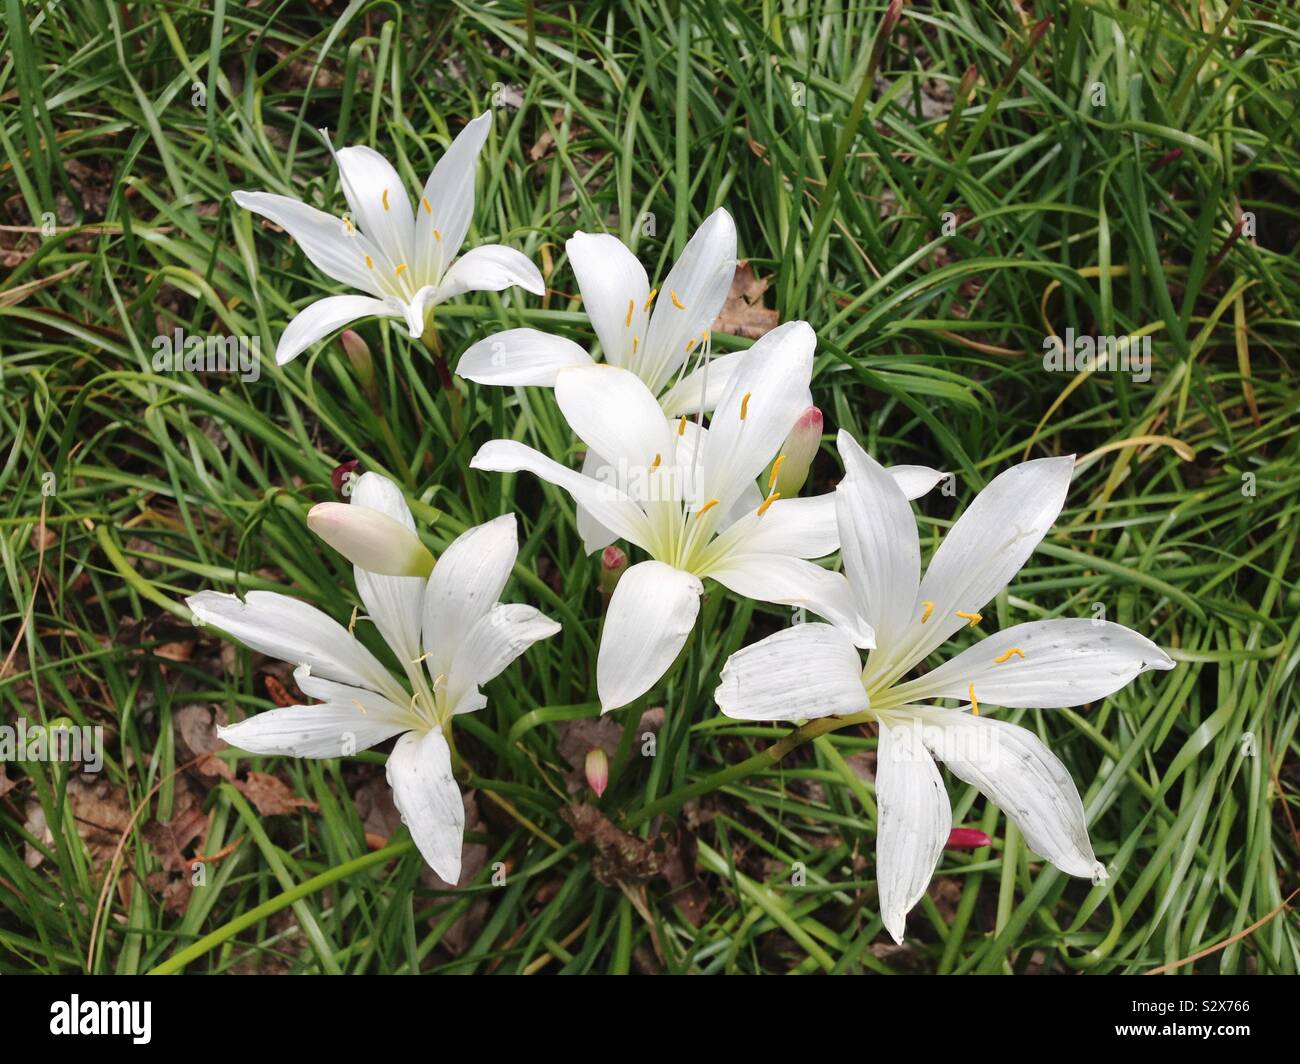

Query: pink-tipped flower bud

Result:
[958,63,978,102]
[585,748,609,798]
[331,459,361,498]
[340,330,375,390]
[946,828,993,850]
[771,406,822,497]
[599,545,628,595]
[307,502,434,577]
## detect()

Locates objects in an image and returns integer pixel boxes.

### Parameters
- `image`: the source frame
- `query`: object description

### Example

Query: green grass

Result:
[1,0,1297,975]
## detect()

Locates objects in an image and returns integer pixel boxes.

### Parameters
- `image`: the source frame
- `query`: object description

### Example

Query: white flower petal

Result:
[218,666,414,758]
[715,623,866,721]
[435,244,544,303]
[447,603,560,715]
[888,464,949,501]
[835,430,921,653]
[470,439,652,552]
[185,589,403,703]
[700,320,815,511]
[906,455,1076,671]
[274,294,395,365]
[574,447,620,554]
[233,189,386,295]
[898,618,1175,709]
[555,365,676,485]
[875,718,952,944]
[597,561,702,712]
[421,514,517,686]
[706,553,875,648]
[332,144,415,268]
[386,728,465,882]
[566,231,650,371]
[415,111,491,282]
[918,710,1101,879]
[709,492,838,561]
[456,328,593,386]
[658,348,747,417]
[641,208,737,392]
[348,473,426,666]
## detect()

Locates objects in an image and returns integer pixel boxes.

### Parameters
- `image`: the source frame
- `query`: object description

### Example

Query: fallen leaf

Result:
[239,771,318,816]
[710,262,779,339]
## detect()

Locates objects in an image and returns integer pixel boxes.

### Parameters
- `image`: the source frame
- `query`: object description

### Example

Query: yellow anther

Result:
[768,454,786,492]
[410,650,432,665]
[650,453,662,471]
[740,392,752,420]
[347,605,360,634]
[643,288,658,312]
[968,683,980,716]
[625,299,634,327]
[342,215,353,233]
[351,699,369,717]
[632,337,640,354]
[422,196,432,214]
[955,610,983,627]
[695,498,720,519]
[364,254,374,269]
[434,228,443,241]
[677,416,687,436]
[702,329,710,342]
[394,263,408,276]
[756,491,781,517]
[920,601,934,623]
[382,188,390,211]
[993,647,1025,664]
[685,337,698,354]
[669,290,685,309]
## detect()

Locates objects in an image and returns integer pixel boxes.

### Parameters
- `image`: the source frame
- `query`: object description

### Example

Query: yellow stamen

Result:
[677,416,687,436]
[756,491,781,517]
[695,498,720,519]
[955,610,983,628]
[702,329,710,342]
[343,215,353,233]
[422,196,432,214]
[920,601,934,623]
[382,188,390,211]
[347,605,360,634]
[434,228,443,241]
[625,299,634,327]
[993,647,1025,664]
[632,337,640,354]
[685,337,698,354]
[670,289,685,309]
[969,683,980,716]
[394,262,408,276]
[768,455,786,492]
[643,288,658,312]
[364,255,374,269]
[650,453,662,471]
[740,392,752,420]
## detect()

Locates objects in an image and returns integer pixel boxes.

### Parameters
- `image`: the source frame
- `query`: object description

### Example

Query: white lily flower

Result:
[186,473,559,882]
[715,431,1175,943]
[470,322,943,713]
[234,111,545,366]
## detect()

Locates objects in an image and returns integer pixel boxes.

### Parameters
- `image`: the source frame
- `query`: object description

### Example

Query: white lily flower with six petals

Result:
[186,473,559,882]
[715,431,1175,942]
[234,111,544,366]
[470,322,943,713]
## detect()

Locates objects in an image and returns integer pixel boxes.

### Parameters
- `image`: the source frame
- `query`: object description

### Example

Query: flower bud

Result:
[945,827,992,850]
[771,406,822,497]
[331,458,361,498]
[585,748,609,798]
[307,502,434,577]
[599,545,628,595]
[340,330,374,390]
